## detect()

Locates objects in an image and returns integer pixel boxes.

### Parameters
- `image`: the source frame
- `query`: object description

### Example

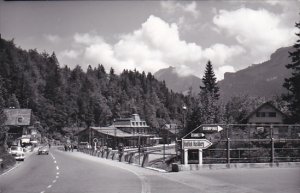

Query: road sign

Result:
[191,133,205,138]
[93,138,98,143]
[202,125,223,132]
[182,139,212,149]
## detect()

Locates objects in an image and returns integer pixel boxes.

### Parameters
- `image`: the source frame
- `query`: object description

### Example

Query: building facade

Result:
[78,114,154,149]
[4,109,32,146]
[247,102,285,124]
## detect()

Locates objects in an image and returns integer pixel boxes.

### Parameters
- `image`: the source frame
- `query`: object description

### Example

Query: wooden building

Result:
[4,109,32,146]
[246,102,285,124]
[78,114,154,149]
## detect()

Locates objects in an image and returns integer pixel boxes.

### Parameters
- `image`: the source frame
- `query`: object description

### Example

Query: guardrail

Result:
[202,124,300,164]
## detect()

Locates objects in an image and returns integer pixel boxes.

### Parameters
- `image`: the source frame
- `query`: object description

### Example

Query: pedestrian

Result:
[64,144,67,151]
[48,143,51,149]
[71,144,74,152]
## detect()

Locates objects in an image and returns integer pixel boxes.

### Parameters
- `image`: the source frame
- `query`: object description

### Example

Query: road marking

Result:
[50,153,56,160]
[54,160,57,164]
[40,191,45,193]
[47,185,52,189]
[53,180,57,183]
[56,166,59,170]
[56,175,59,179]
[0,163,20,176]
[57,172,60,175]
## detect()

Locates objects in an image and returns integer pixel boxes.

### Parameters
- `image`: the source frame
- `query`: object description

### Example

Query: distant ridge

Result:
[154,46,292,100]
[154,66,201,94]
[218,46,292,101]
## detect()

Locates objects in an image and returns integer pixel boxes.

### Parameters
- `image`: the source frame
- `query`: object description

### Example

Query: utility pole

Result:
[138,135,141,165]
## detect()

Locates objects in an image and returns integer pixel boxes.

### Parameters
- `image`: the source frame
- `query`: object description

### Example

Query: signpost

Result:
[191,133,205,138]
[182,139,212,149]
[93,138,98,150]
[202,125,223,132]
[181,125,224,166]
[182,138,212,166]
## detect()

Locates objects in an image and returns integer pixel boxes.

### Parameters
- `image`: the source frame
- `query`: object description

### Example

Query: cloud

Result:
[213,7,297,63]
[216,65,236,80]
[44,34,61,43]
[60,49,80,59]
[74,33,103,45]
[161,1,199,18]
[65,15,244,80]
[202,44,245,67]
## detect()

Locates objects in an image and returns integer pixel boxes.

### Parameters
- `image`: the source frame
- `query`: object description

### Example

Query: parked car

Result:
[9,146,25,161]
[78,142,91,149]
[38,146,49,155]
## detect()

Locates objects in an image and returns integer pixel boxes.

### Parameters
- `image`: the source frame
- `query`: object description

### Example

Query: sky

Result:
[0,0,299,80]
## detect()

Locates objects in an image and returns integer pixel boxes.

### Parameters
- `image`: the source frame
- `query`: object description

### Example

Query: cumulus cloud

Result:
[213,7,297,63]
[74,33,103,45]
[161,1,199,18]
[202,44,245,67]
[65,15,244,80]
[215,65,236,80]
[44,34,61,43]
[60,49,80,59]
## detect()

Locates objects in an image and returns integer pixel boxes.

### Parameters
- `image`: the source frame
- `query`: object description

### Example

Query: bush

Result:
[0,146,16,172]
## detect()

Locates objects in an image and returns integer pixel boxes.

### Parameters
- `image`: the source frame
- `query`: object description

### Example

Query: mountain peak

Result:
[154,67,201,94]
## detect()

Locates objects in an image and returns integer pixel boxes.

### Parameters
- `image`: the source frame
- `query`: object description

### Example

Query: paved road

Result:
[1,147,299,193]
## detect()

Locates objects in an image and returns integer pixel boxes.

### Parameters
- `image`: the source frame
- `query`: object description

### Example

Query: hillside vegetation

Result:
[0,38,187,137]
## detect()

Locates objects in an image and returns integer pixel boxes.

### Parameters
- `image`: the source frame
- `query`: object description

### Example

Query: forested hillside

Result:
[0,38,187,136]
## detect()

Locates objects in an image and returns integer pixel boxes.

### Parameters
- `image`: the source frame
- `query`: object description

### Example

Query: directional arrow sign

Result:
[191,133,205,138]
[202,125,223,132]
[182,139,212,149]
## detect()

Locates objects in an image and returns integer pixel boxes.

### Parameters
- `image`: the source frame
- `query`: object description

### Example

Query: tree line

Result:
[0,19,299,143]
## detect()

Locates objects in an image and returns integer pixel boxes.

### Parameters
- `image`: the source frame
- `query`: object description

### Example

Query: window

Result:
[132,122,135,126]
[269,112,276,117]
[256,112,266,117]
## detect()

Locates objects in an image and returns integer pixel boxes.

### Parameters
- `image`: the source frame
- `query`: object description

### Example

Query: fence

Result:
[202,124,300,164]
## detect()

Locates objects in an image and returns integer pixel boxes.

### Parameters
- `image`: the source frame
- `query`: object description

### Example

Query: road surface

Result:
[1,147,299,193]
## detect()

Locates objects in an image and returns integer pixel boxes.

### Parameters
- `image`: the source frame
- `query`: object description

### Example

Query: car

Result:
[38,146,49,155]
[9,146,25,161]
[78,142,91,149]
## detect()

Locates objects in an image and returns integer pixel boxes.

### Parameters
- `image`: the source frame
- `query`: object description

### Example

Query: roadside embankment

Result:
[0,147,16,175]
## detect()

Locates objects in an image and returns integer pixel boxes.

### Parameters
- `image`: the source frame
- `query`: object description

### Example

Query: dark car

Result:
[38,146,49,155]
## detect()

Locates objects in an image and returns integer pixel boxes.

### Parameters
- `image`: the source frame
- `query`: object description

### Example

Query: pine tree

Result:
[283,21,300,123]
[200,60,219,99]
[199,61,220,124]
[185,61,220,134]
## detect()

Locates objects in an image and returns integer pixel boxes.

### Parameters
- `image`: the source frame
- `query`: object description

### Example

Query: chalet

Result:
[246,102,290,138]
[246,102,285,124]
[77,114,154,149]
[4,109,32,146]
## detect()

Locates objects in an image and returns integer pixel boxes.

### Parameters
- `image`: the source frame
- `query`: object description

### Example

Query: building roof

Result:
[90,126,154,138]
[162,124,178,134]
[4,109,32,126]
[246,102,285,121]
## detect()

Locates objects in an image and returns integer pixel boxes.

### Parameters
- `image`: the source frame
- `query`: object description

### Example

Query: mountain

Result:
[218,46,293,101]
[154,66,201,94]
[154,46,293,100]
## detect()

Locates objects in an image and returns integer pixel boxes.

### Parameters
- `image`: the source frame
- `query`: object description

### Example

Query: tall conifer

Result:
[283,21,300,123]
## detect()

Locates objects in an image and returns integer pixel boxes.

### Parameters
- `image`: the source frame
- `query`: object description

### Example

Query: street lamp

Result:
[182,104,187,129]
